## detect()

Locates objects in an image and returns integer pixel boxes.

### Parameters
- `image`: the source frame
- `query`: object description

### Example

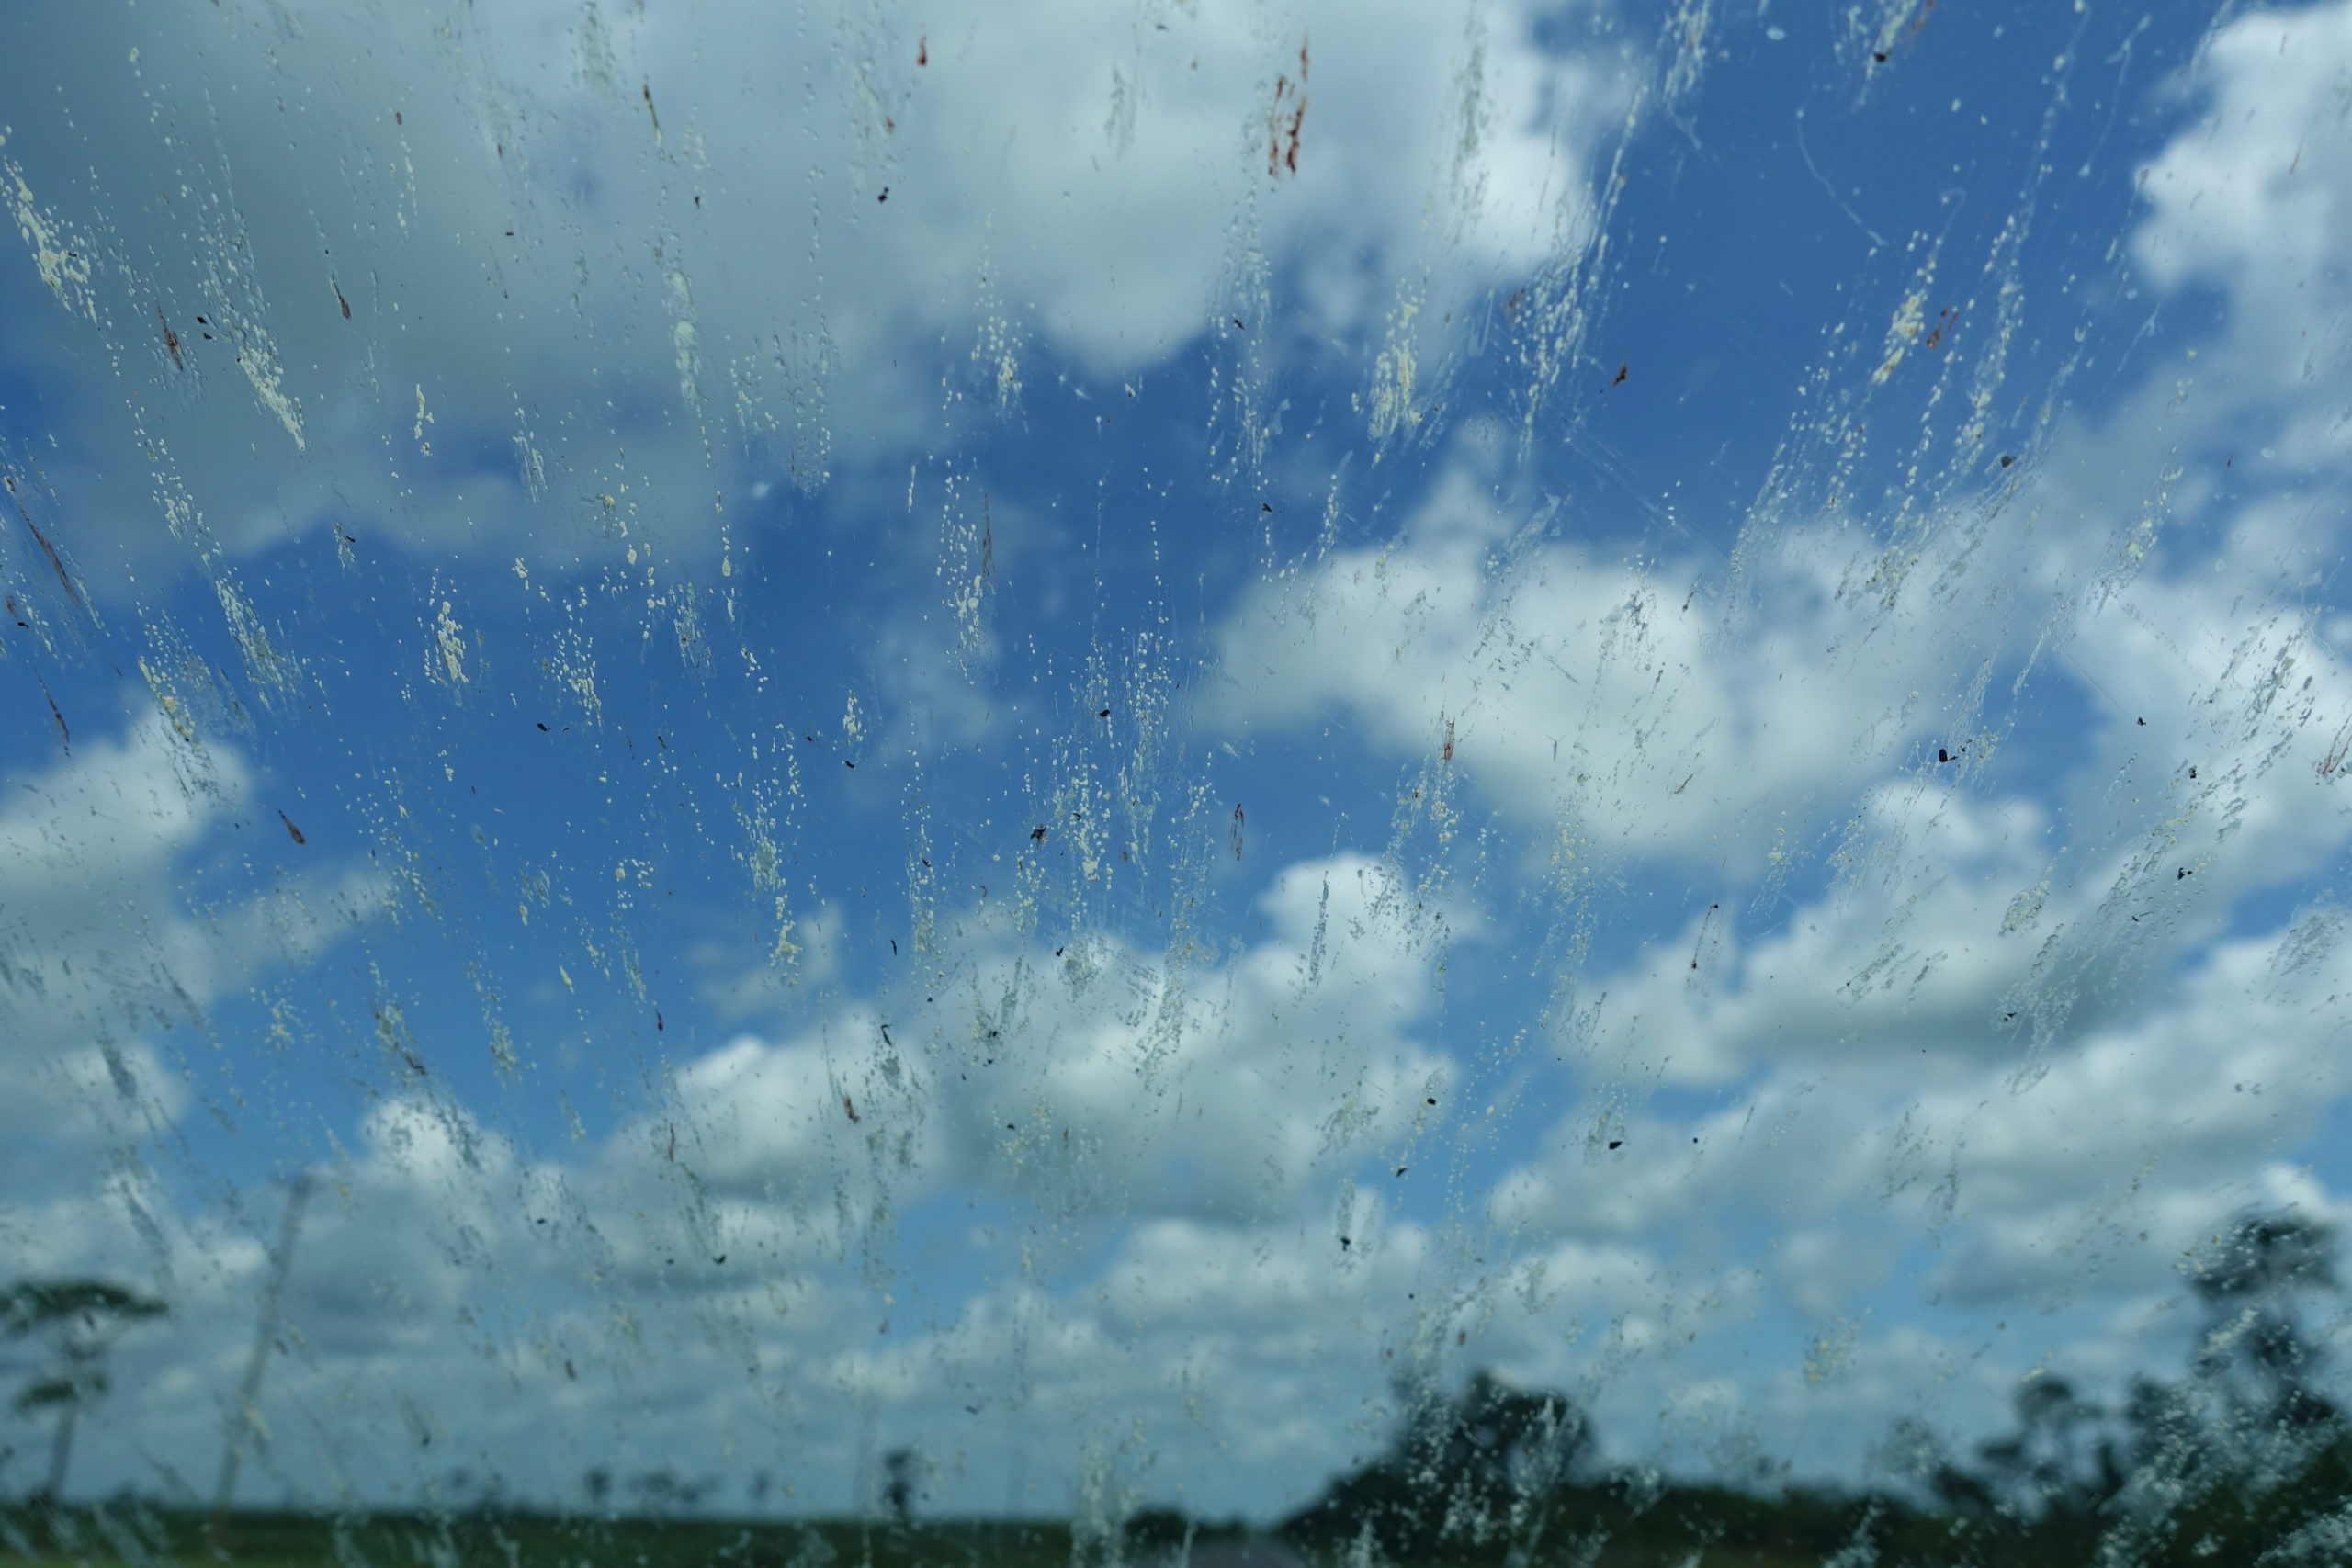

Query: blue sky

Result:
[3,0,2352,1525]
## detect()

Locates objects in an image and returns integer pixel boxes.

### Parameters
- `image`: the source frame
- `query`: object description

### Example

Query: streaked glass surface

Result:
[2,2,2350,1562]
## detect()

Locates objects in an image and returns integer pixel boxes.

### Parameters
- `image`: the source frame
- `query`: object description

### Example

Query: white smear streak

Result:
[4,152,97,322]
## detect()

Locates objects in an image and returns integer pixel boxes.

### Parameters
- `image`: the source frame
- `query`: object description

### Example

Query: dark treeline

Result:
[4,1211,2349,1566]
[1262,1208,2352,1566]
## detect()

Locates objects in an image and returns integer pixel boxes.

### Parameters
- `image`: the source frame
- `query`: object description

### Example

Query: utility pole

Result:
[210,1175,311,1536]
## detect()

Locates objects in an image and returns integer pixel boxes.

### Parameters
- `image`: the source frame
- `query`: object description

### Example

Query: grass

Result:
[0,1502,1928,1568]
[1,1506,1081,1568]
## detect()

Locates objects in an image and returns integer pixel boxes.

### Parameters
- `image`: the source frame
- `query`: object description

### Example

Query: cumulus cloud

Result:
[0,711,379,1202]
[1208,430,2038,874]
[1494,866,2352,1249]
[2132,0,2352,470]
[0,843,1488,1512]
[0,0,1629,597]
[653,852,1456,1228]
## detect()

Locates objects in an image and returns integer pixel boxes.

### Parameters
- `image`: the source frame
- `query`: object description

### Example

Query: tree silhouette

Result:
[1973,1377,2121,1523]
[0,1279,169,1507]
[2186,1207,2342,1438]
[2052,1208,2352,1567]
[1284,1371,1592,1561]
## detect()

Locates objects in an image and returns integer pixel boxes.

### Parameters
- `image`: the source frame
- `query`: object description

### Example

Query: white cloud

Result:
[2132,0,2352,470]
[0,712,379,1199]
[648,852,1457,1227]
[0,0,1630,592]
[1208,434,2027,874]
[24,818,2347,1512]
[0,849,1482,1516]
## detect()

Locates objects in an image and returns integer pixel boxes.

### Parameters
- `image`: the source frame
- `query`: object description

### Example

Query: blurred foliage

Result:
[1,1279,167,1508]
[0,1287,168,1344]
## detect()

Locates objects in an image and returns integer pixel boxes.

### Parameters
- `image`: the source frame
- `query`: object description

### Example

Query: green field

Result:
[0,1499,2052,1568]
[4,1508,1085,1568]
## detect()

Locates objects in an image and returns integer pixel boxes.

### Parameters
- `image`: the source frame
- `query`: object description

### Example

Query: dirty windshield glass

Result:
[4,1,2352,1564]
